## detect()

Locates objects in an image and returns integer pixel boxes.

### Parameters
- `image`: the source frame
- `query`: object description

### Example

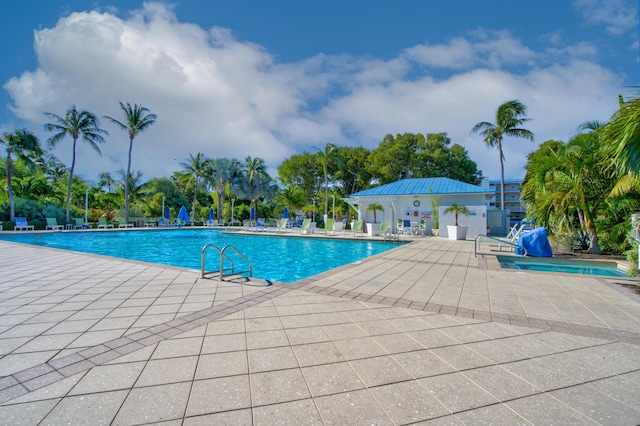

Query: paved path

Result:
[0,237,639,425]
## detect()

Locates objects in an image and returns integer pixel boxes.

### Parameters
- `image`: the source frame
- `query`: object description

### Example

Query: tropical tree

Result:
[0,129,44,221]
[44,106,108,221]
[207,158,240,222]
[278,186,306,219]
[104,102,157,220]
[443,203,471,226]
[180,152,210,221]
[315,143,343,217]
[601,92,640,196]
[471,100,534,209]
[235,156,274,217]
[367,203,384,223]
[98,172,116,193]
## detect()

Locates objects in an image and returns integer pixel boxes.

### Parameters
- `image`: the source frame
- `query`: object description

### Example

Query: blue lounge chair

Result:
[14,217,34,231]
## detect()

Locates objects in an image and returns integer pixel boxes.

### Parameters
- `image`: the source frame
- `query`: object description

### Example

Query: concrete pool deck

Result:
[0,237,639,424]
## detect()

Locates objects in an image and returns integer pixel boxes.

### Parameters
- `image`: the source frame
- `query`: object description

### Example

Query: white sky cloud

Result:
[3,2,627,184]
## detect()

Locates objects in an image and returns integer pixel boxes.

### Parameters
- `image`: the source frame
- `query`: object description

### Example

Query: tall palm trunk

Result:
[6,155,15,222]
[498,139,505,210]
[125,137,133,220]
[66,137,78,222]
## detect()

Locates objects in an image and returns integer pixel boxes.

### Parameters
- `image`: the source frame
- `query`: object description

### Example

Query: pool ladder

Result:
[474,234,527,257]
[201,244,253,280]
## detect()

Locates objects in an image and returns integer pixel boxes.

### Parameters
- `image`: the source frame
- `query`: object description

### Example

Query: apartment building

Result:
[485,178,527,221]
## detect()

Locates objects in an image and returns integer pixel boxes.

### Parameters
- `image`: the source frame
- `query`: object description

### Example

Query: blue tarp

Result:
[516,227,553,257]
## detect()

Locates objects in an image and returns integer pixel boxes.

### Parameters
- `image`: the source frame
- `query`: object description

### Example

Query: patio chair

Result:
[75,218,91,229]
[347,219,364,237]
[297,218,314,234]
[46,218,64,230]
[378,219,392,236]
[319,218,335,235]
[273,218,290,232]
[97,218,114,229]
[117,218,133,228]
[14,217,34,231]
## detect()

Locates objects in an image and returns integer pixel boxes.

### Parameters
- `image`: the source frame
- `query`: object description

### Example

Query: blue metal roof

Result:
[350,178,494,197]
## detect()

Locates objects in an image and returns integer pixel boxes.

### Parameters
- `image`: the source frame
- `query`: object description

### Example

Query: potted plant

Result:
[431,197,440,236]
[366,203,384,236]
[444,203,470,240]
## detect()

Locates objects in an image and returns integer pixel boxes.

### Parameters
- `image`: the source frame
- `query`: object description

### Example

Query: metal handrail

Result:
[383,227,397,241]
[201,244,253,280]
[474,234,527,257]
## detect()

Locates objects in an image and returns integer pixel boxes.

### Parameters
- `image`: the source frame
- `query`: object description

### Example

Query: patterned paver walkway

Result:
[0,236,639,424]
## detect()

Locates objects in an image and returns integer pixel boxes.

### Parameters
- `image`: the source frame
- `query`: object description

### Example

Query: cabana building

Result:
[344,177,497,238]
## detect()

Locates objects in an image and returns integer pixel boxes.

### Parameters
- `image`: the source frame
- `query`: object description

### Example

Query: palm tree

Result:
[104,102,157,220]
[234,156,276,219]
[180,152,210,221]
[207,158,240,222]
[367,202,384,223]
[443,203,471,226]
[98,172,116,193]
[44,106,107,221]
[601,93,640,196]
[471,100,534,209]
[0,130,44,221]
[315,143,343,217]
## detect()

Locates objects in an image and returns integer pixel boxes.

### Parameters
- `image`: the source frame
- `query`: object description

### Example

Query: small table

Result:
[65,223,73,230]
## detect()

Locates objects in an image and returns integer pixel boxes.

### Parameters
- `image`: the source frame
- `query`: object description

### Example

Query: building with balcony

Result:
[486,178,527,221]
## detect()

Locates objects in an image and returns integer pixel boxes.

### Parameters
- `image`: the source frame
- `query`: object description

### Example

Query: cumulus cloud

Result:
[573,0,639,36]
[3,2,627,183]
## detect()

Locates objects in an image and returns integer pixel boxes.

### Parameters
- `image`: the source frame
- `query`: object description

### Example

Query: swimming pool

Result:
[498,256,628,277]
[0,229,403,283]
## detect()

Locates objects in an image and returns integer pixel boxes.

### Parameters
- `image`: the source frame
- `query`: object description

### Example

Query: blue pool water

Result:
[0,229,403,283]
[498,256,627,277]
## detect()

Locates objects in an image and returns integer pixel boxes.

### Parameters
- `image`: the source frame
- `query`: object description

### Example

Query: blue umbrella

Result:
[283,207,288,218]
[178,206,190,223]
[250,207,255,221]
[164,205,170,219]
[208,208,214,221]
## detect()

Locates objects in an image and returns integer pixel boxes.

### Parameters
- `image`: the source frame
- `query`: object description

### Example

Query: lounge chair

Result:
[144,218,157,227]
[347,219,363,236]
[97,218,114,229]
[377,219,392,236]
[297,218,315,234]
[117,218,133,228]
[249,217,266,231]
[272,218,290,232]
[205,219,219,227]
[75,218,91,229]
[319,218,335,235]
[46,218,64,230]
[14,217,34,231]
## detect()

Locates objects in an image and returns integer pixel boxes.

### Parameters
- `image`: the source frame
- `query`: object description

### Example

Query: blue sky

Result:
[1,1,638,183]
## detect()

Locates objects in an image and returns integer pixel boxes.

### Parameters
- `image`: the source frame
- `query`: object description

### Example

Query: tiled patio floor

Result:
[0,236,639,425]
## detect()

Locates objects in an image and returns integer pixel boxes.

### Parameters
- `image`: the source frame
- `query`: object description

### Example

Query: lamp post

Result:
[312,198,315,223]
[85,189,88,224]
[162,197,165,218]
